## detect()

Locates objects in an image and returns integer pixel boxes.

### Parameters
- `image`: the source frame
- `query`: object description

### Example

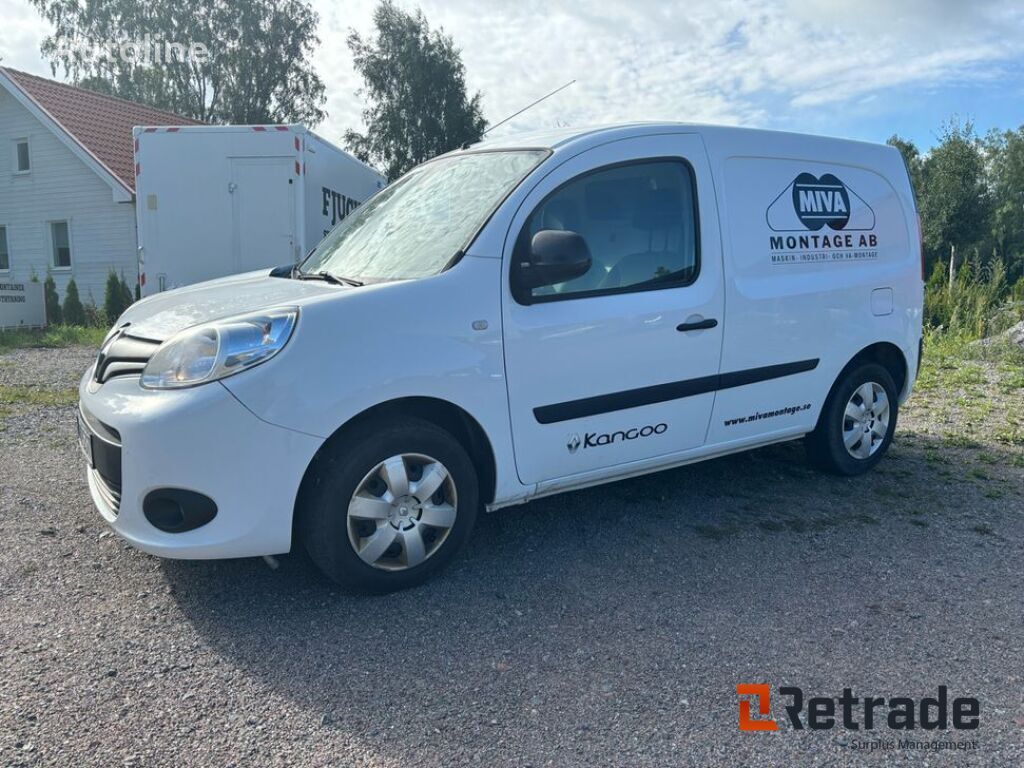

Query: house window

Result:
[51,221,71,269]
[0,226,9,271]
[13,139,30,174]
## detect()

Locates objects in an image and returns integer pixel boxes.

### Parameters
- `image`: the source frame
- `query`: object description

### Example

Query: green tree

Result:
[62,279,86,326]
[886,134,925,198]
[104,269,129,323]
[918,120,990,276]
[29,0,326,125]
[983,127,1024,281]
[345,0,487,179]
[43,273,62,325]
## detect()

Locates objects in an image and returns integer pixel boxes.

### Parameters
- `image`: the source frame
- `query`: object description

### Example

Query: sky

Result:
[1,0,1023,152]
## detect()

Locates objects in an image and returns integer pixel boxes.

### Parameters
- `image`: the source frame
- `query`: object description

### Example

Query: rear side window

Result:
[516,159,699,302]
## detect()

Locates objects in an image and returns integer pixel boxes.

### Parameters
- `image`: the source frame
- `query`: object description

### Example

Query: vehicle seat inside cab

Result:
[602,187,692,289]
[526,161,697,295]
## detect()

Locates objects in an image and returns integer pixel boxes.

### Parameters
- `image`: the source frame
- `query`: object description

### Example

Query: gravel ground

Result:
[0,344,1022,767]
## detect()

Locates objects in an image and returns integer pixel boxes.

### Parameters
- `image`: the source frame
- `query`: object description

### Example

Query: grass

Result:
[903,331,1024,522]
[0,326,105,354]
[997,361,1024,392]
[0,385,78,407]
[941,432,981,449]
[995,426,1024,447]
[913,332,1023,449]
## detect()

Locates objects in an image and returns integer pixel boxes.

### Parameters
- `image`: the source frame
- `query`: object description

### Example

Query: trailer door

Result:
[230,157,298,273]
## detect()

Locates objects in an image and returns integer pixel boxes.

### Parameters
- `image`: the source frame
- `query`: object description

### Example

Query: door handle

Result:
[676,318,718,332]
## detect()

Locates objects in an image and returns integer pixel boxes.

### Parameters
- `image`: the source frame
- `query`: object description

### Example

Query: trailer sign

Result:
[322,186,363,235]
[0,281,46,329]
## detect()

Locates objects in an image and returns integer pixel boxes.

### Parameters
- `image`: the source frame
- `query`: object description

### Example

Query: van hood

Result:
[119,270,343,340]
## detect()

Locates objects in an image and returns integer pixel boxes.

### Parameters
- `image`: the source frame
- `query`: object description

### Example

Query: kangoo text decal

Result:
[766,172,879,266]
[567,423,667,453]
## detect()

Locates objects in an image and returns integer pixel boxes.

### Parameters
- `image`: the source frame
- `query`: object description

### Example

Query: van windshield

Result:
[299,150,547,282]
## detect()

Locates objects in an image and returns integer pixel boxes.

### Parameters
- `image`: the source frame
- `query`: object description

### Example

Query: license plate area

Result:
[77,411,94,468]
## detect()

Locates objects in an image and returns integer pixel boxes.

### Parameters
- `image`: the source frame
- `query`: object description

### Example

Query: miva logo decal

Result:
[767,172,876,232]
[567,423,667,453]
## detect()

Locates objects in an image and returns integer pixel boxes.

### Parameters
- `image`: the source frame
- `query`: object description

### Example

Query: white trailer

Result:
[133,125,386,297]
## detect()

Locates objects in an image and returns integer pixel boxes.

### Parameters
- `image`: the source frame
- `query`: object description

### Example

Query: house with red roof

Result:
[0,67,198,307]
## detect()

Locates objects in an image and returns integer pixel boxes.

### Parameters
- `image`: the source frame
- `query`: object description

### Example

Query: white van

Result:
[78,123,924,591]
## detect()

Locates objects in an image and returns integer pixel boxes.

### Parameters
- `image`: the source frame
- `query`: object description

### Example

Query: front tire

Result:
[806,362,898,476]
[300,417,479,592]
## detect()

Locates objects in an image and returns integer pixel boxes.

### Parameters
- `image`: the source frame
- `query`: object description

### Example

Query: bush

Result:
[62,279,86,326]
[1011,276,1024,304]
[120,273,135,310]
[103,269,132,323]
[43,273,62,325]
[83,302,106,328]
[924,257,1022,339]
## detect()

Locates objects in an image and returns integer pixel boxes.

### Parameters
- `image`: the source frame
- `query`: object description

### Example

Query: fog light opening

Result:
[143,489,217,533]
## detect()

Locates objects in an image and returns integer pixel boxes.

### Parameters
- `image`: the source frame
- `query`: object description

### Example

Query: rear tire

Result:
[806,362,898,476]
[300,417,478,593]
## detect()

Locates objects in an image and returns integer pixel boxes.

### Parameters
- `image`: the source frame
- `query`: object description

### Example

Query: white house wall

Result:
[0,86,137,311]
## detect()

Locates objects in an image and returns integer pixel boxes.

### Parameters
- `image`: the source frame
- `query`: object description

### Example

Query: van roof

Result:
[466,121,891,155]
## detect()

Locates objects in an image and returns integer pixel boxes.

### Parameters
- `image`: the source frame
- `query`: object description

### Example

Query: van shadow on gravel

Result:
[160,431,1022,763]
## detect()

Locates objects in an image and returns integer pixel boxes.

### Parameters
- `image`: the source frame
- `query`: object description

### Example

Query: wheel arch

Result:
[293,396,498,544]
[815,341,908,430]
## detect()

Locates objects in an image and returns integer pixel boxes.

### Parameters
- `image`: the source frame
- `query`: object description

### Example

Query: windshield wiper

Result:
[295,270,363,287]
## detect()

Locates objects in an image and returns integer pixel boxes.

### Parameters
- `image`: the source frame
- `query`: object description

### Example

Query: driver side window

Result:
[516,159,699,301]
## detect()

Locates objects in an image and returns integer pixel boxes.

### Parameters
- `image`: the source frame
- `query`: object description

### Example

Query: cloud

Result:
[0,0,53,74]
[312,0,1024,141]
[2,0,1022,145]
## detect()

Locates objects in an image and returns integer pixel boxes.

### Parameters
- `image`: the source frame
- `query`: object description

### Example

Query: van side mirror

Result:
[513,230,592,294]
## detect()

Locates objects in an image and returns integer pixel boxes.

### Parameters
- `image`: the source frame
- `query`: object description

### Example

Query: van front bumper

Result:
[77,368,323,559]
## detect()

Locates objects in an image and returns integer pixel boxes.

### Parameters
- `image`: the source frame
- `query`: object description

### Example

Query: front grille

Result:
[94,332,160,384]
[90,467,122,513]
[81,406,123,515]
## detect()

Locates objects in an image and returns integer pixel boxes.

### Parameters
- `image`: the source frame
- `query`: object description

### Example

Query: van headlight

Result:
[141,308,298,389]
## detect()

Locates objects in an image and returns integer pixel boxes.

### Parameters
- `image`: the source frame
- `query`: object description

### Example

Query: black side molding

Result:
[533,358,819,425]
